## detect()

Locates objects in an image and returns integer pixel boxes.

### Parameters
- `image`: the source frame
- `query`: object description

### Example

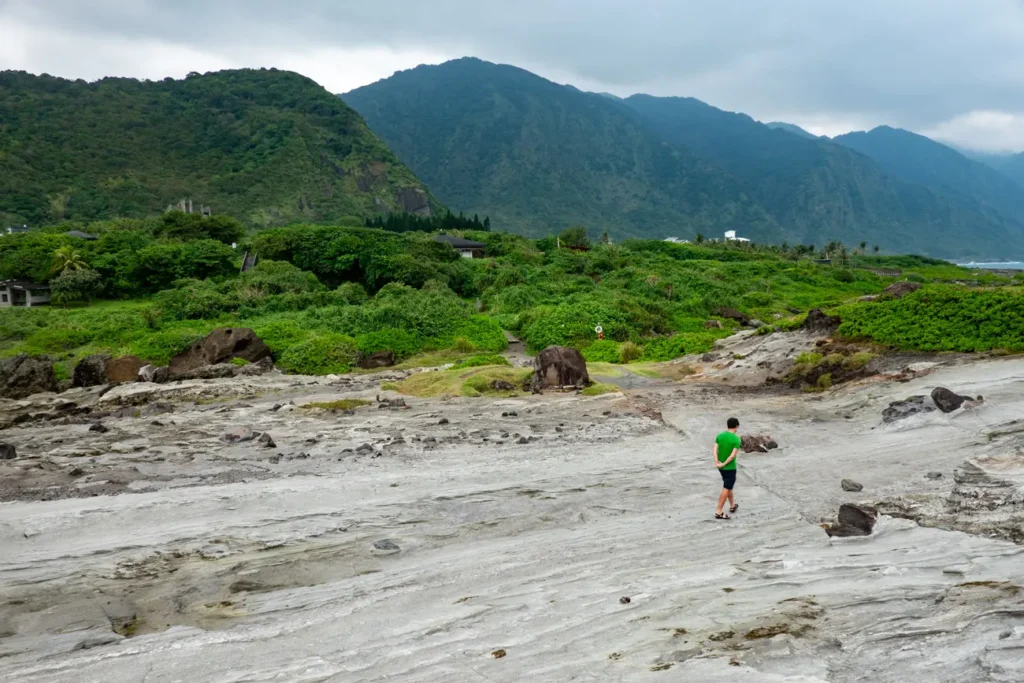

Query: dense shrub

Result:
[355,329,423,359]
[277,333,359,375]
[582,340,621,363]
[453,355,511,368]
[641,332,725,361]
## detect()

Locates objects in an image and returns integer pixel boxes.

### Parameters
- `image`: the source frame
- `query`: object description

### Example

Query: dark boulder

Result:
[169,328,271,378]
[882,396,935,423]
[931,387,969,413]
[238,357,275,376]
[358,350,397,370]
[73,354,112,388]
[802,309,841,335]
[530,346,590,393]
[89,422,109,433]
[882,281,922,299]
[826,503,878,537]
[841,479,864,492]
[0,443,16,460]
[715,307,749,325]
[106,356,145,383]
[741,435,778,453]
[0,355,58,399]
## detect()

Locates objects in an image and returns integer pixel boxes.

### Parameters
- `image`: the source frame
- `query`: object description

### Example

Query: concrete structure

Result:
[724,230,750,243]
[663,237,691,244]
[434,235,486,258]
[3,225,31,236]
[0,280,51,307]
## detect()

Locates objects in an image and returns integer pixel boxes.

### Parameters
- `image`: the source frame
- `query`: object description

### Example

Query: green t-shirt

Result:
[715,431,741,470]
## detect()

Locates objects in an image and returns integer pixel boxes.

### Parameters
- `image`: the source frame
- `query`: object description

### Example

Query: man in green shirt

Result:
[714,417,742,519]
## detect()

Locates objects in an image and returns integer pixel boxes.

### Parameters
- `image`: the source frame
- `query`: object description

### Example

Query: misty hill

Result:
[0,69,439,227]
[765,122,818,140]
[833,126,1024,225]
[970,151,1024,191]
[343,58,778,241]
[622,95,1024,257]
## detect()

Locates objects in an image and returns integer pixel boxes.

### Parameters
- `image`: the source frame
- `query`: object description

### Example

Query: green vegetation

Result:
[394,366,532,397]
[0,217,1016,378]
[838,287,1024,352]
[302,399,371,411]
[581,383,619,396]
[0,69,438,227]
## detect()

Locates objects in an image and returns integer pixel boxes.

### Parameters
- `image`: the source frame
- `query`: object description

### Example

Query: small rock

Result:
[69,466,85,477]
[740,435,778,453]
[88,422,109,433]
[619,596,631,604]
[926,471,943,480]
[141,402,174,417]
[221,426,256,443]
[747,319,766,329]
[258,432,277,448]
[268,454,282,464]
[841,479,864,492]
[491,649,507,659]
[516,436,530,445]
[438,417,449,425]
[0,443,16,460]
[356,443,374,454]
[882,395,935,423]
[704,320,723,329]
[931,387,969,413]
[372,539,401,554]
[826,503,877,537]
[271,404,283,412]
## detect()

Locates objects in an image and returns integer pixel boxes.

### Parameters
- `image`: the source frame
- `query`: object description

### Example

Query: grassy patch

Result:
[587,362,626,378]
[581,382,619,396]
[394,366,532,398]
[302,399,370,411]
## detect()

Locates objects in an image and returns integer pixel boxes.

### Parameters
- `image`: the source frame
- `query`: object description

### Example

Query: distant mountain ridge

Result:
[765,122,818,140]
[345,58,1024,257]
[0,69,440,227]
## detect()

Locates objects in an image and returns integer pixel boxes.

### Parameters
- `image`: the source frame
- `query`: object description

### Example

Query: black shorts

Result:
[720,469,737,490]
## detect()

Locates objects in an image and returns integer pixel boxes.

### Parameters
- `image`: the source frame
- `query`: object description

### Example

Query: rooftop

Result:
[434,235,486,249]
[0,280,50,291]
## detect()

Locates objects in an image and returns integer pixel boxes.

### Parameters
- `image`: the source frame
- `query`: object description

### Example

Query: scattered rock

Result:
[168,328,271,377]
[931,387,970,413]
[258,432,277,448]
[530,346,590,393]
[882,281,922,299]
[68,466,85,477]
[491,379,516,391]
[858,295,879,302]
[882,396,935,423]
[377,396,407,410]
[491,649,507,659]
[802,308,841,334]
[704,320,723,329]
[222,426,256,443]
[356,443,374,454]
[826,503,877,537]
[715,307,750,325]
[0,443,16,460]
[111,406,140,419]
[238,357,275,376]
[841,479,864,492]
[137,364,170,383]
[740,435,778,453]
[926,471,943,480]
[0,354,58,399]
[619,596,631,604]
[105,356,145,383]
[72,354,112,388]
[88,422,109,433]
[747,319,766,329]
[358,350,397,369]
[501,411,519,417]
[438,417,449,425]
[700,353,718,363]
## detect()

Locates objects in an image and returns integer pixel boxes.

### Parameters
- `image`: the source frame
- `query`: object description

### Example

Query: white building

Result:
[724,230,750,243]
[0,280,51,307]
[663,237,691,244]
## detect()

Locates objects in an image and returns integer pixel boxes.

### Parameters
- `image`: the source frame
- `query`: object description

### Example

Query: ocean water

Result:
[957,261,1024,270]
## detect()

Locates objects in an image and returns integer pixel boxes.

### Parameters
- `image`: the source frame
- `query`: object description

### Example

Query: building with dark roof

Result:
[0,280,51,307]
[434,235,486,259]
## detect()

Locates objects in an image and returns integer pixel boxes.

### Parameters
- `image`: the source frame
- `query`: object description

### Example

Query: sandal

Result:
[730,504,739,514]
[714,512,731,520]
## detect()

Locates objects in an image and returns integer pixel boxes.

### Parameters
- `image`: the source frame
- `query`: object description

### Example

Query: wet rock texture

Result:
[0,354,57,399]
[0,353,1022,682]
[530,346,590,392]
[169,328,272,377]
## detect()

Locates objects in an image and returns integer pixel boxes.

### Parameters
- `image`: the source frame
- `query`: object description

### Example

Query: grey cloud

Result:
[7,0,1024,140]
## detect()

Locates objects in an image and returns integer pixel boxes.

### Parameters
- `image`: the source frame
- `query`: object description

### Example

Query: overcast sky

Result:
[4,0,1024,152]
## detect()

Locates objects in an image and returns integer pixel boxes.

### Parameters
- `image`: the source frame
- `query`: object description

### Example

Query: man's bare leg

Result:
[716,488,730,516]
[727,489,735,509]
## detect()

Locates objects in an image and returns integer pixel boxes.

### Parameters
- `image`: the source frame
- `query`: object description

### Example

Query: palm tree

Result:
[52,246,88,275]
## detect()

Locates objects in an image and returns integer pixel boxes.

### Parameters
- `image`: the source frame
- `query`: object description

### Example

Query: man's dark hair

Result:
[727,417,740,429]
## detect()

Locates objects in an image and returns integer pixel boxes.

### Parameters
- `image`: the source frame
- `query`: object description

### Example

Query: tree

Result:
[50,268,101,307]
[873,244,880,253]
[559,226,591,248]
[859,241,867,251]
[600,231,611,245]
[695,233,705,244]
[51,246,88,275]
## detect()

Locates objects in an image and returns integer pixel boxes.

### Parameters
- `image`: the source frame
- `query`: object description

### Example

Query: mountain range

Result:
[346,58,1024,258]
[0,69,438,227]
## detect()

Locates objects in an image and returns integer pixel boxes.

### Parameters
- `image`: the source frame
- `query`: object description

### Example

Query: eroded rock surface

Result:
[169,328,271,377]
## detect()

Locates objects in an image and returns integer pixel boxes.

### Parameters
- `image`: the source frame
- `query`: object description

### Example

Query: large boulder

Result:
[358,350,397,370]
[802,309,841,335]
[530,346,590,393]
[715,307,749,326]
[73,354,112,388]
[106,356,145,383]
[0,355,58,399]
[137,365,170,384]
[168,328,271,377]
[882,281,922,299]
[931,387,971,413]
